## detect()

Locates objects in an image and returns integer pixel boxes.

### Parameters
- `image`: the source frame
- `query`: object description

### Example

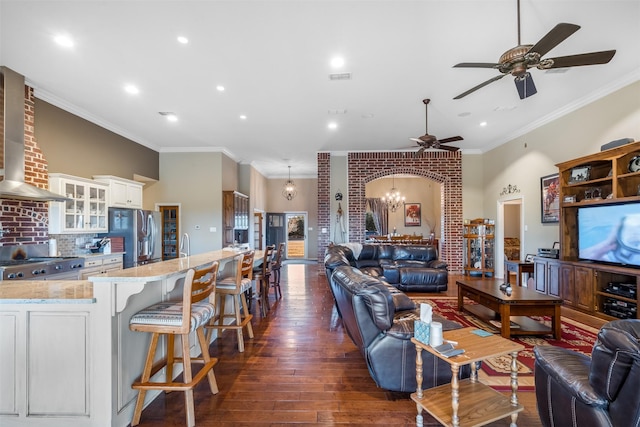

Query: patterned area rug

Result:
[412,297,599,390]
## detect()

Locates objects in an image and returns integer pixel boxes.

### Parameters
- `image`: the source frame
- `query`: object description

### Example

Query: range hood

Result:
[1,66,69,202]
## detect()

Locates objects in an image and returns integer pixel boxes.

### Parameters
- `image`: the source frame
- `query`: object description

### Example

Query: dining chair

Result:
[253,245,275,317]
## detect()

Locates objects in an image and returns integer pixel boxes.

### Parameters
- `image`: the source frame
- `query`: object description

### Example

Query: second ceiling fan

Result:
[409,98,463,153]
[453,0,616,100]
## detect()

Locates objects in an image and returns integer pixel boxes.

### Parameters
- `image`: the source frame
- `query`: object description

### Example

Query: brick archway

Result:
[348,152,463,273]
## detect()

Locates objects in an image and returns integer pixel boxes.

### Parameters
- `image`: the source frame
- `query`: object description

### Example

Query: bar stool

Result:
[269,242,285,300]
[253,245,275,317]
[129,261,220,427]
[206,251,255,352]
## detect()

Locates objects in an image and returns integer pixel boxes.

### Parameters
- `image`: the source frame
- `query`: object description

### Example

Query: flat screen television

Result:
[578,202,640,268]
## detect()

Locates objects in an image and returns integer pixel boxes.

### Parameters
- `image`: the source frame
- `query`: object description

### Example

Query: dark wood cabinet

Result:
[534,257,560,297]
[555,141,639,319]
[223,191,249,247]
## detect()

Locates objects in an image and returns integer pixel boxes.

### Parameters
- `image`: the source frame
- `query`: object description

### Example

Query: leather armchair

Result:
[534,319,640,427]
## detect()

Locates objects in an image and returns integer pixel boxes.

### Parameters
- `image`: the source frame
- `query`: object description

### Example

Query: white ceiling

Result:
[1,0,639,178]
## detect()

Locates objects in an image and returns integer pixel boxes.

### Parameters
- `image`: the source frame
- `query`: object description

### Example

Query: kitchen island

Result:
[0,249,256,427]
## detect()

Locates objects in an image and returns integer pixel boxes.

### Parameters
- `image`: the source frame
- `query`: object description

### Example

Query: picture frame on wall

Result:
[404,203,421,226]
[541,173,560,223]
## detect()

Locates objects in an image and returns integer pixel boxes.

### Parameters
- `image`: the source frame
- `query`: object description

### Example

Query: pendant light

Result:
[282,166,297,201]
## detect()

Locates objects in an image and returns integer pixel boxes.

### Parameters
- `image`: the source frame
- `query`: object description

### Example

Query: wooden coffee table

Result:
[456,278,562,339]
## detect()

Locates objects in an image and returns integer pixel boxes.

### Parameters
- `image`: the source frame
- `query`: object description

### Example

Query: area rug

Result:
[412,297,599,390]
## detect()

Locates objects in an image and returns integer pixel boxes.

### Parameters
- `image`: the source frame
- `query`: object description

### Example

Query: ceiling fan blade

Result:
[437,145,460,152]
[528,23,580,57]
[453,74,507,99]
[439,136,464,144]
[453,62,501,69]
[409,137,423,143]
[416,147,426,155]
[546,50,616,68]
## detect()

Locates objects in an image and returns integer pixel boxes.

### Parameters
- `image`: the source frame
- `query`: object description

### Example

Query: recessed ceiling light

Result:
[159,112,178,122]
[177,36,189,44]
[239,115,247,120]
[54,34,74,48]
[216,85,225,92]
[480,121,488,127]
[331,56,345,68]
[328,122,338,130]
[124,84,139,95]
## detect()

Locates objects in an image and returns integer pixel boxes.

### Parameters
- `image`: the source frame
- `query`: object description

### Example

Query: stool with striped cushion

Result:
[129,261,220,427]
[206,251,255,353]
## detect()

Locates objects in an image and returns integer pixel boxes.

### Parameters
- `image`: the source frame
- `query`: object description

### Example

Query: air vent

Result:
[328,72,352,81]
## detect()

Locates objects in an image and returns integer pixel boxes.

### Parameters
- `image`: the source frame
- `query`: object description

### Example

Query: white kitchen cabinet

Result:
[93,175,143,208]
[48,173,109,234]
[81,254,124,279]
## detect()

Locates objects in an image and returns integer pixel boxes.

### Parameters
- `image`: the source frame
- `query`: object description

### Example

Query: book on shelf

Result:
[489,319,520,329]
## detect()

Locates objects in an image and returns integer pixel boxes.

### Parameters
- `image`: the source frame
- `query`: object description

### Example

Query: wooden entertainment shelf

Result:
[553,140,639,321]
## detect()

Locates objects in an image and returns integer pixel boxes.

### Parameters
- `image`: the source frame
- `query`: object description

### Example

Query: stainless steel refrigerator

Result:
[102,208,161,268]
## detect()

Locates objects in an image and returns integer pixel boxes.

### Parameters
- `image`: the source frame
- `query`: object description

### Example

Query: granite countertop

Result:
[0,249,258,303]
[0,280,95,304]
[88,248,253,282]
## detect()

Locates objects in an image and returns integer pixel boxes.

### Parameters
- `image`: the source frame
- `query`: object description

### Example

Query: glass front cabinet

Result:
[160,205,179,260]
[49,173,108,234]
[463,219,495,277]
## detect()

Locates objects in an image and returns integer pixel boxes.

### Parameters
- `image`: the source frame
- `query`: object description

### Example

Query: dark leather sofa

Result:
[534,319,640,427]
[324,243,448,292]
[329,264,470,392]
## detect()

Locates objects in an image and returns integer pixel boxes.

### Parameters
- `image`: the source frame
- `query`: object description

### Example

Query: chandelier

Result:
[282,166,297,201]
[381,175,405,212]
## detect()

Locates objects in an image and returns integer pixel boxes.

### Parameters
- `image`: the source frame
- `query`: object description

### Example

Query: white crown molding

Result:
[31,84,161,152]
[482,69,640,153]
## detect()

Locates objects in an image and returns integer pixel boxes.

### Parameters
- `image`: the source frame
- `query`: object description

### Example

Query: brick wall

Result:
[316,151,463,273]
[0,85,50,245]
[316,152,331,267]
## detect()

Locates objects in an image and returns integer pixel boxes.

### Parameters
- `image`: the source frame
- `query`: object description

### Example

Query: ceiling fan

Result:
[452,0,616,100]
[409,99,463,153]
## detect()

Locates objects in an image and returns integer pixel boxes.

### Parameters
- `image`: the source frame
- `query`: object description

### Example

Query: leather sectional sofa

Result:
[534,319,640,427]
[327,262,470,392]
[324,242,448,293]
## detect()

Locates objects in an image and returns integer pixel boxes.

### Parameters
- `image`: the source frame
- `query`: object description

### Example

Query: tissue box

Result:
[414,320,430,345]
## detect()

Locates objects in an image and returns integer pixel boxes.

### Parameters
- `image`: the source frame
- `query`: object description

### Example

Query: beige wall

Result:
[365,177,440,237]
[35,99,159,181]
[144,152,224,255]
[266,177,319,259]
[481,80,640,257]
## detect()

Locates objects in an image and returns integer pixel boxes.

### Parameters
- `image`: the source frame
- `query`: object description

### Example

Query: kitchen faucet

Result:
[179,233,190,258]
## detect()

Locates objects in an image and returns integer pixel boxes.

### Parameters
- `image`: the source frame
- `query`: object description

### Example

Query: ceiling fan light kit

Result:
[453,0,616,100]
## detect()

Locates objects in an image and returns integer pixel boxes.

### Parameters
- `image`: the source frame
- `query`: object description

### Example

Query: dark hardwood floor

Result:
[132,264,605,426]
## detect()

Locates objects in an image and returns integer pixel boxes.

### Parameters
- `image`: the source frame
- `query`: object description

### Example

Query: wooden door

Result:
[574,265,595,312]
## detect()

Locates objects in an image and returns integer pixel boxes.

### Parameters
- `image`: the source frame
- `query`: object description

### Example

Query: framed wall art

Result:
[541,173,559,223]
[404,203,421,226]
[569,165,591,183]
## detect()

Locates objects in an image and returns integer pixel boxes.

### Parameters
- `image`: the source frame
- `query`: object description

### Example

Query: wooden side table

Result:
[411,328,524,427]
[504,260,534,287]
